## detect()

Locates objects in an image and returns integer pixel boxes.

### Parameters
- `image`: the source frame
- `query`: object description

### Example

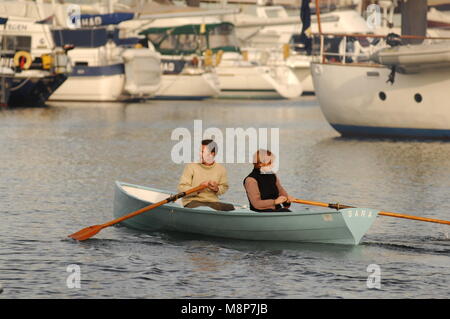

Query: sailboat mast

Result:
[314,0,323,35]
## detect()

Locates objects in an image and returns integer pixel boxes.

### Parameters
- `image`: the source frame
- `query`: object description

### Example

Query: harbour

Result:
[0,0,449,301]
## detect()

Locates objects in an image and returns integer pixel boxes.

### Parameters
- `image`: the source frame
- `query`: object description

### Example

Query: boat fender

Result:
[191,56,199,67]
[13,51,32,70]
[215,50,224,66]
[283,43,290,60]
[242,50,248,61]
[204,49,213,66]
[386,33,402,47]
[41,54,53,70]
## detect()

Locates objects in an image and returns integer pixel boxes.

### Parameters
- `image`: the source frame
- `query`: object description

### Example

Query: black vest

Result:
[244,168,281,212]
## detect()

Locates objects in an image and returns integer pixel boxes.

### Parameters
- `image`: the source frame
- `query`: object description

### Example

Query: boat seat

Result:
[122,185,249,211]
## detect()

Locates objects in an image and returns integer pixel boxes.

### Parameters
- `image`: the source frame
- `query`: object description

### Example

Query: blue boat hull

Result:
[6,74,67,107]
[331,124,450,139]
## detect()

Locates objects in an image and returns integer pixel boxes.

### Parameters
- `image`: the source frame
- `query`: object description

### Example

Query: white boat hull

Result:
[49,74,126,101]
[217,65,302,99]
[311,62,450,138]
[50,49,161,102]
[153,72,220,100]
[290,66,314,93]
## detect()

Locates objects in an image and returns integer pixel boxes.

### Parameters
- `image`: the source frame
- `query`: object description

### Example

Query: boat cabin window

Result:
[158,34,179,51]
[153,33,207,55]
[177,34,199,52]
[208,24,239,52]
[74,61,89,66]
[147,33,166,46]
[144,24,237,54]
[0,35,32,53]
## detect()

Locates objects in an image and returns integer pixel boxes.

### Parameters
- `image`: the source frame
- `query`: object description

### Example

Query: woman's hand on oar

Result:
[68,185,207,241]
[292,198,450,226]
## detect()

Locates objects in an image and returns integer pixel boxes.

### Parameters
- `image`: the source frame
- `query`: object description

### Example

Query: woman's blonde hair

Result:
[253,149,275,168]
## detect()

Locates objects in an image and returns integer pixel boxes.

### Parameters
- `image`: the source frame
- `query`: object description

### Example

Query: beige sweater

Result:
[177,162,229,206]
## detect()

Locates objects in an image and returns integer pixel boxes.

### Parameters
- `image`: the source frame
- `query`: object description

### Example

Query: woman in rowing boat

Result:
[243,149,294,212]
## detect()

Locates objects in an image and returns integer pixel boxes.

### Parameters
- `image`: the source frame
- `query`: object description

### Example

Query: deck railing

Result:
[306,32,450,67]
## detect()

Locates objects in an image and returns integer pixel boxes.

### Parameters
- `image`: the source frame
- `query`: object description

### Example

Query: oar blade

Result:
[68,225,104,241]
[68,185,208,241]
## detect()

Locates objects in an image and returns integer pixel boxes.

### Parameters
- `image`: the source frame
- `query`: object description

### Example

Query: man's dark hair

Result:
[201,139,218,154]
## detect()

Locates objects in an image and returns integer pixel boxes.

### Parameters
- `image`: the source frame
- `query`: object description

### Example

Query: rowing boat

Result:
[113,182,379,245]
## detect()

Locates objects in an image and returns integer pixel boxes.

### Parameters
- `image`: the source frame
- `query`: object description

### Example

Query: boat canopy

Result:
[139,22,240,55]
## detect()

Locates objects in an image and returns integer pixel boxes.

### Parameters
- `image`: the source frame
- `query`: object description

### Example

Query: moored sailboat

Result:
[140,18,302,99]
[311,0,450,139]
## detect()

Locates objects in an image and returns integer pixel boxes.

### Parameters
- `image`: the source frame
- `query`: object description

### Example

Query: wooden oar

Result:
[68,185,207,241]
[292,198,450,226]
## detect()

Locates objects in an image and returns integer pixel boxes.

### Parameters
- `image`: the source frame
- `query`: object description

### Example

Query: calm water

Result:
[0,98,449,299]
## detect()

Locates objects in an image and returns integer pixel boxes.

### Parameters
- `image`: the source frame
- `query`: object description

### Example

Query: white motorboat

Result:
[217,50,302,99]
[0,0,162,102]
[0,16,71,107]
[139,23,221,100]
[139,18,303,99]
[244,46,315,94]
[49,23,161,101]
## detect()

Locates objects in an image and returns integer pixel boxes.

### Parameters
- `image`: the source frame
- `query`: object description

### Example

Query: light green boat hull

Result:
[113,182,379,245]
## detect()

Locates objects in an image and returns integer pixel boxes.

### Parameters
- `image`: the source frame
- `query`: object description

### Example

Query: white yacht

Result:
[138,15,303,99]
[49,21,161,101]
[139,22,221,100]
[217,49,302,99]
[0,0,162,102]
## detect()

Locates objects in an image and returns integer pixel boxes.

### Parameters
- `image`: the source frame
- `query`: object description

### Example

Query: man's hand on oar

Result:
[293,198,450,226]
[68,185,207,241]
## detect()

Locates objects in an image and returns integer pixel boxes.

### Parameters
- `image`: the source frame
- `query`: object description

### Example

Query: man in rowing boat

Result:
[243,149,294,212]
[178,139,235,211]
